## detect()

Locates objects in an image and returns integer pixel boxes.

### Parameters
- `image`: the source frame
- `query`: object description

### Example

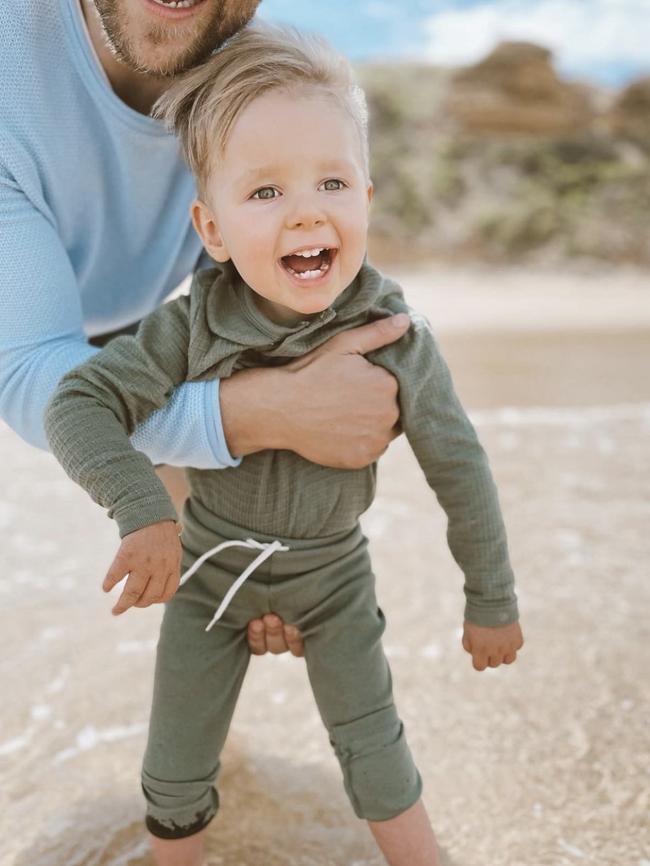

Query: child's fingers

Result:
[472,652,489,672]
[135,571,178,607]
[111,571,149,615]
[103,553,130,593]
[161,570,180,603]
[134,574,168,608]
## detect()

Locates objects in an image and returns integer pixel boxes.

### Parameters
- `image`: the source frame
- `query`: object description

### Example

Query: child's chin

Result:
[296,300,333,316]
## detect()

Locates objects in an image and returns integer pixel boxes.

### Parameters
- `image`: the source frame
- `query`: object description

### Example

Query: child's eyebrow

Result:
[235,160,358,187]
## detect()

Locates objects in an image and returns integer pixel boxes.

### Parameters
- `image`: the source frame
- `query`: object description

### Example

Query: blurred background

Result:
[260,0,650,267]
[2,3,649,866]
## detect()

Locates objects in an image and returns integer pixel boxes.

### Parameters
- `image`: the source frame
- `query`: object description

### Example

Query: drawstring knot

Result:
[179,537,290,631]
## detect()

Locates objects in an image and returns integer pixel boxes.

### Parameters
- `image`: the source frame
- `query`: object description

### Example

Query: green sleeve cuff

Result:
[112,496,179,538]
[464,599,520,627]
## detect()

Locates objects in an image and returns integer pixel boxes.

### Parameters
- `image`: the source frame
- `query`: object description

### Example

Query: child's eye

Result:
[251,187,279,200]
[320,179,346,191]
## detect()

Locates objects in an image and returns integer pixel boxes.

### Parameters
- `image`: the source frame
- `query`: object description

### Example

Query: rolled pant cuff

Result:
[145,803,217,840]
[330,705,423,821]
[142,768,219,839]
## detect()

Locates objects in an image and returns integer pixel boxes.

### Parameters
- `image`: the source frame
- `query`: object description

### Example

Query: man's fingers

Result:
[247,619,267,655]
[112,572,148,615]
[312,313,410,357]
[284,624,305,658]
[263,613,291,654]
[246,617,305,656]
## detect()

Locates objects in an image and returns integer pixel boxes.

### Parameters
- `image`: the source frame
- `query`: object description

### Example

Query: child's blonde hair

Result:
[153,20,370,197]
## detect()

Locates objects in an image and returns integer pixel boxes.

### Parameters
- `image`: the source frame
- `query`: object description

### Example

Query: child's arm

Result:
[44,295,192,539]
[369,308,523,664]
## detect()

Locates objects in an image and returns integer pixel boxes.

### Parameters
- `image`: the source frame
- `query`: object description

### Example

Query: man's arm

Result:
[369,312,519,628]
[0,177,237,469]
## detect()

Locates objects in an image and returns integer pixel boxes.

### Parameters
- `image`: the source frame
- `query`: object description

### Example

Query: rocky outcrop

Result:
[607,77,650,148]
[445,41,596,136]
[358,43,650,266]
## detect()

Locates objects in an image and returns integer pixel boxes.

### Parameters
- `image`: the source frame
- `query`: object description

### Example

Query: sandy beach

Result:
[1,264,649,866]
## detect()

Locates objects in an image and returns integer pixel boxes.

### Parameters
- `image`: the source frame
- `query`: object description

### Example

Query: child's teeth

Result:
[297,269,322,279]
[286,261,331,279]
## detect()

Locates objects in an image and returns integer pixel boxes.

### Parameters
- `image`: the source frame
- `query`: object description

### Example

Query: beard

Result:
[91,0,259,77]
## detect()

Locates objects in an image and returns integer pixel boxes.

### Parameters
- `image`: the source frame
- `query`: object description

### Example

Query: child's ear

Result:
[191,199,230,263]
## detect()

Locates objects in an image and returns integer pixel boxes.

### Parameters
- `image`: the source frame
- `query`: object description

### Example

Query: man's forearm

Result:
[219,366,287,457]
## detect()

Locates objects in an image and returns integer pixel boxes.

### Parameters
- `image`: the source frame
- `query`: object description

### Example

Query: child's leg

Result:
[142,570,252,862]
[148,828,207,866]
[368,800,440,866]
[274,534,440,865]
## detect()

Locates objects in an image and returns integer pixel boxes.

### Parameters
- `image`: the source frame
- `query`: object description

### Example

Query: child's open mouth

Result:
[279,247,337,282]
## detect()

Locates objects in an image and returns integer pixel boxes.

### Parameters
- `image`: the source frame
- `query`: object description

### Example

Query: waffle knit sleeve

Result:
[369,312,519,627]
[44,297,193,537]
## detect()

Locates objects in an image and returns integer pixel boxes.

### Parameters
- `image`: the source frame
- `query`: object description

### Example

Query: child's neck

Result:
[253,294,317,327]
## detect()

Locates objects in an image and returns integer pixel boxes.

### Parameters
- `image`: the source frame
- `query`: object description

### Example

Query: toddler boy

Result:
[46,21,523,866]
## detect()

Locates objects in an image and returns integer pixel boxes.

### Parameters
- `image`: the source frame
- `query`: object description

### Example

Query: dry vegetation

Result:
[360,43,650,266]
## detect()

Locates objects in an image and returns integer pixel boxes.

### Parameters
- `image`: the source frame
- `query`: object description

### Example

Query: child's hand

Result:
[462,621,524,671]
[102,520,182,616]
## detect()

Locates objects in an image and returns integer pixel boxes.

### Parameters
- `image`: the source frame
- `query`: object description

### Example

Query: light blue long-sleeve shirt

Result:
[0,0,238,468]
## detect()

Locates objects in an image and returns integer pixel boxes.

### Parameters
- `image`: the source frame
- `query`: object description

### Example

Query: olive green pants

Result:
[142,498,422,839]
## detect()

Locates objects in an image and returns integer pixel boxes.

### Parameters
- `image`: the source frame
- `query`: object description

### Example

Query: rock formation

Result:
[445,41,596,136]
[607,77,650,148]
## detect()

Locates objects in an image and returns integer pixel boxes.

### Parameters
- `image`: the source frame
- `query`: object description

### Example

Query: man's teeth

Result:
[151,0,202,8]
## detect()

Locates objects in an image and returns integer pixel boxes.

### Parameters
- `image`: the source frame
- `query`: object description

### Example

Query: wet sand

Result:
[1,265,649,866]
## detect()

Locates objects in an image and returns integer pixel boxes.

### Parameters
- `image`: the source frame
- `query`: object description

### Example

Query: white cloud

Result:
[424,0,650,73]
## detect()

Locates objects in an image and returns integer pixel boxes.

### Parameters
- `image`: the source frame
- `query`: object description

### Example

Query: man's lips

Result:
[140,0,208,20]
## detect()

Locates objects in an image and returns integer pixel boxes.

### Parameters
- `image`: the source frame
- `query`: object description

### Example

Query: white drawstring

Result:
[179,537,290,632]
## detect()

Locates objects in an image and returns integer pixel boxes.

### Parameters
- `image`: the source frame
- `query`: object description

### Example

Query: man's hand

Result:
[219,313,411,469]
[247,613,305,657]
[462,621,524,671]
[103,520,182,616]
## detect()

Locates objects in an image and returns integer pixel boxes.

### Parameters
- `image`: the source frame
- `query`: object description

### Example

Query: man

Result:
[0,0,408,656]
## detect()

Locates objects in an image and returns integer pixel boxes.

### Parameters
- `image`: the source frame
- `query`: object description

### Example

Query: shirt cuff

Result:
[464,597,519,627]
[205,378,242,469]
[112,496,179,539]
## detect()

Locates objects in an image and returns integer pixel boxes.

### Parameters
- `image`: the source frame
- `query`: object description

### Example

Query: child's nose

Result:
[285,197,327,230]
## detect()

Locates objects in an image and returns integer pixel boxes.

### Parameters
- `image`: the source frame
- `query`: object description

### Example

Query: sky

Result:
[257,0,650,87]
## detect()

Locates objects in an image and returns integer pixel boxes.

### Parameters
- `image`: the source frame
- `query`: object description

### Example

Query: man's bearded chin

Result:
[90,0,258,77]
